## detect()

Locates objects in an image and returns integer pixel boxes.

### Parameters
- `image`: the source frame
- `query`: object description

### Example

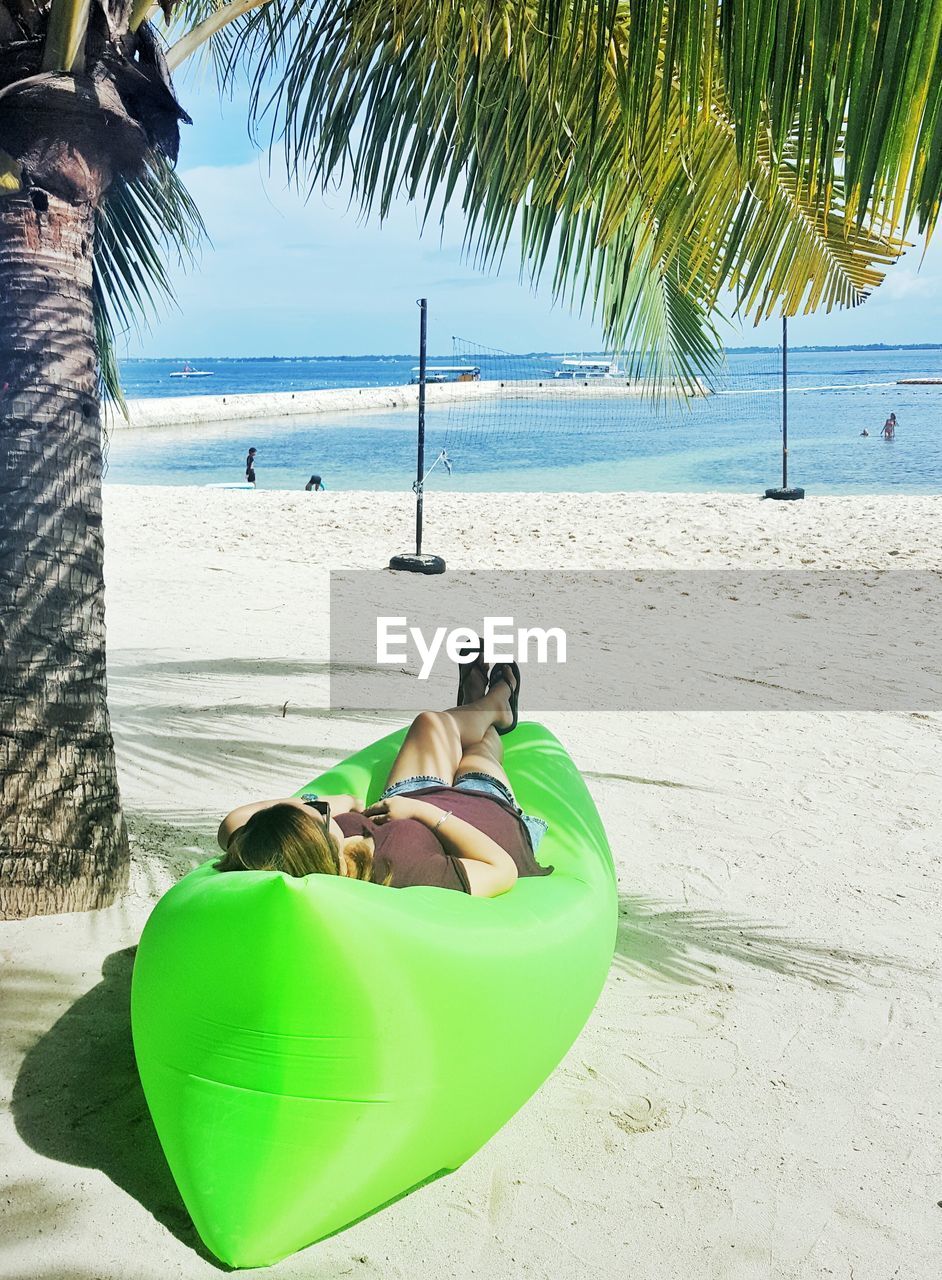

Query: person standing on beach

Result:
[881,413,897,440]
[245,447,258,484]
[305,474,326,491]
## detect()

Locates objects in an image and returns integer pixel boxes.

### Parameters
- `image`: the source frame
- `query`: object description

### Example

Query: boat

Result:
[551,356,624,380]
[409,364,481,384]
[170,361,215,378]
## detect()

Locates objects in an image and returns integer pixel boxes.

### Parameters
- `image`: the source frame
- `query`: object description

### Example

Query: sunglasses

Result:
[302,797,331,831]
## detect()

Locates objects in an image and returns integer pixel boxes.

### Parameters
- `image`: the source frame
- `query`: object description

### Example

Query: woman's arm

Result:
[362,797,518,897]
[217,794,362,851]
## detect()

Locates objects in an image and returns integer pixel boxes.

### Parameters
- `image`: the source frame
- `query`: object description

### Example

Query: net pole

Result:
[388,298,445,572]
[764,314,803,499]
[782,315,788,490]
[415,297,427,555]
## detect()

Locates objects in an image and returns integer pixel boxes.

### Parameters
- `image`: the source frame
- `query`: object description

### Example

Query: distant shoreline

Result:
[121,343,942,363]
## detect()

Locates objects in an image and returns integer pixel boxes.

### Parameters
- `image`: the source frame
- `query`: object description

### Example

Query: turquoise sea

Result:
[106,348,942,494]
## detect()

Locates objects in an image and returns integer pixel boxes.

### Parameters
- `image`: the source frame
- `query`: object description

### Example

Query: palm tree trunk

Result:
[0,184,128,918]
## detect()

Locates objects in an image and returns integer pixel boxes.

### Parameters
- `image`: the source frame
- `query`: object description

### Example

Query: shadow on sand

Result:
[11,947,225,1269]
[616,894,912,989]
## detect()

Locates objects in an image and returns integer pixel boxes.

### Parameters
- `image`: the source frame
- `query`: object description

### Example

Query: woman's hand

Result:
[364,795,518,897]
[362,795,432,823]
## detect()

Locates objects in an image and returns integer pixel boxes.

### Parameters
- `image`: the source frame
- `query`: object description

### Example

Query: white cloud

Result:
[123,152,604,357]
[876,262,941,302]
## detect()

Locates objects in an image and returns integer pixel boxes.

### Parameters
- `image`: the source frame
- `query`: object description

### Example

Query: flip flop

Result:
[489,661,520,735]
[456,641,487,707]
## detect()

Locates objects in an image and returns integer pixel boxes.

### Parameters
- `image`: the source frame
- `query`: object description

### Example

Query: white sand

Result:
[2,488,941,1279]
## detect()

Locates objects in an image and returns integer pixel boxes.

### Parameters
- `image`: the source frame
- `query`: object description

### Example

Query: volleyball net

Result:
[428,337,784,490]
[442,336,783,448]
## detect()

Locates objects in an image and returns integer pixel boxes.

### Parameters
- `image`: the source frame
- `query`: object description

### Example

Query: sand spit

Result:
[105,378,706,431]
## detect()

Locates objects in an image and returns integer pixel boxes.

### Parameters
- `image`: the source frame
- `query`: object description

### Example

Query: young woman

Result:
[216,659,552,898]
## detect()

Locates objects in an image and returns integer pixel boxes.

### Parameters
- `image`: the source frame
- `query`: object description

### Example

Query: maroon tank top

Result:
[336,787,553,893]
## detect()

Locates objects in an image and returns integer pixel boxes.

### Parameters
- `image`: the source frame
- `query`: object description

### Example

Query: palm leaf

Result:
[155,0,275,87]
[634,0,942,233]
[228,1,920,388]
[41,0,92,72]
[93,152,206,408]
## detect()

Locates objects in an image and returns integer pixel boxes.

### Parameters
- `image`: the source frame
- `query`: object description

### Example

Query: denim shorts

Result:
[379,771,549,855]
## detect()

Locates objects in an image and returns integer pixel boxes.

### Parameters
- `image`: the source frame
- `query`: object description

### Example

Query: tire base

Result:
[388,553,447,574]
[763,486,806,501]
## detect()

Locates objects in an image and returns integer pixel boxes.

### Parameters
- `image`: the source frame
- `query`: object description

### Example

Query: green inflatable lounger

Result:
[131,722,616,1268]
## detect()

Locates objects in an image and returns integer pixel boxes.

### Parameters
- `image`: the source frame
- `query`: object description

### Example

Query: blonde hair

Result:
[216,803,378,880]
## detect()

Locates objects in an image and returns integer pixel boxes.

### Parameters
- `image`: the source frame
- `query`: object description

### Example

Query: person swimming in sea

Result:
[880,413,897,440]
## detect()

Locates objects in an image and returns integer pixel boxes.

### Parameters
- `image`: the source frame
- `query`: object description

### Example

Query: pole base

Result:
[763,486,805,501]
[388,553,446,574]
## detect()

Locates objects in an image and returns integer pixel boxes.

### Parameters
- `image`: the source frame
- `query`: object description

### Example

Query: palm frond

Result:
[93,152,206,407]
[164,0,272,76]
[553,90,908,331]
[41,0,92,73]
[594,236,727,395]
[521,196,726,394]
[154,0,272,87]
[229,0,920,388]
[633,0,942,234]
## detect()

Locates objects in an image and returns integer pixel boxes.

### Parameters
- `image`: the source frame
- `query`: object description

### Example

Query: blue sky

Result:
[124,72,942,358]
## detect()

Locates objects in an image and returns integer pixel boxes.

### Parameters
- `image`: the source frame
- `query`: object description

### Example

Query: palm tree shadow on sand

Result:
[616,895,913,989]
[11,947,225,1270]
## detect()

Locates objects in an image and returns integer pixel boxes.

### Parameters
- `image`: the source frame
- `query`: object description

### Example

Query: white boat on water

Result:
[170,362,215,378]
[409,365,481,384]
[551,356,624,380]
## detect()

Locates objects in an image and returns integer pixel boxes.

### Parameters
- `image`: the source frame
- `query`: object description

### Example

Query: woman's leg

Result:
[382,670,514,788]
[454,725,512,791]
